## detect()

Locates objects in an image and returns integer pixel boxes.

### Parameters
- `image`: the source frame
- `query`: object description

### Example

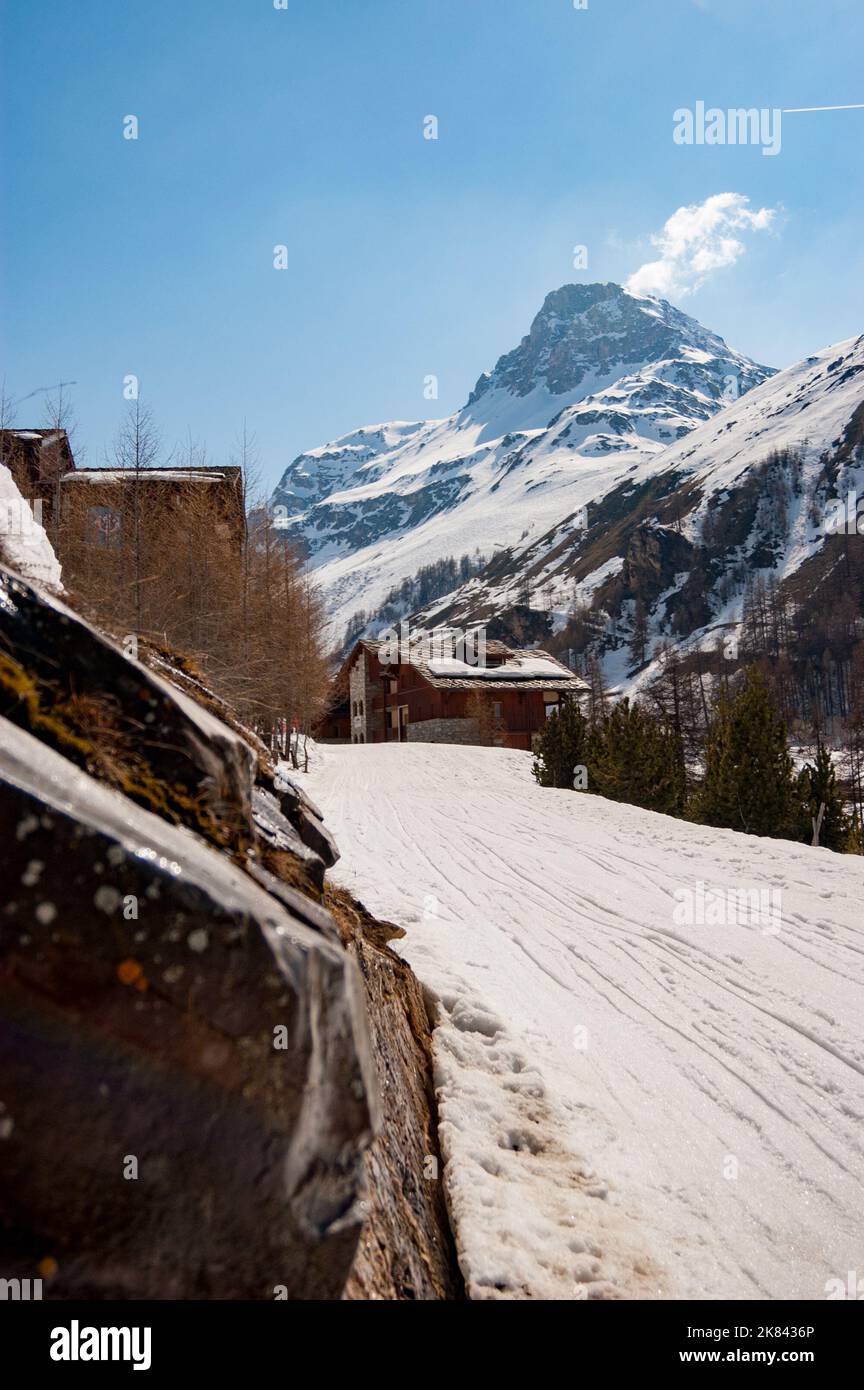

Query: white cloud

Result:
[625,193,777,300]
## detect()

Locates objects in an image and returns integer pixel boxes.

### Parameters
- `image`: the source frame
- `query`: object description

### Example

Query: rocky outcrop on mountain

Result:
[605,523,695,619]
[467,282,765,405]
[0,564,462,1300]
[268,283,772,648]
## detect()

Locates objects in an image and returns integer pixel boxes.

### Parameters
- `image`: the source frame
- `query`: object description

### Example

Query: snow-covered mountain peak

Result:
[269,283,774,646]
[465,282,750,408]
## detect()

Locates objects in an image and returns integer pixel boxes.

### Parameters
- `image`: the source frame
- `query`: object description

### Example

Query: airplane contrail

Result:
[782,103,864,113]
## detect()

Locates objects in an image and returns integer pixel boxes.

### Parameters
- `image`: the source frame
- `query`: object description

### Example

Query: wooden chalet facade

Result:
[58,465,246,557]
[1,429,246,562]
[0,428,77,542]
[318,638,588,751]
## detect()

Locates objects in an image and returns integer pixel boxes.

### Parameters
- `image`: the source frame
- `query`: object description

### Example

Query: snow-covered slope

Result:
[0,464,62,589]
[307,742,864,1301]
[271,284,772,645]
[430,332,864,694]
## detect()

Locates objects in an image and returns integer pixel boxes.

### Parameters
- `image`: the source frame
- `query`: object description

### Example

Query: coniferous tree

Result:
[591,699,686,815]
[796,742,853,851]
[688,668,800,838]
[532,699,590,789]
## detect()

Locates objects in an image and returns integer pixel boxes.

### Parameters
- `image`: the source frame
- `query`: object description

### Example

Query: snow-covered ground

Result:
[306,743,864,1301]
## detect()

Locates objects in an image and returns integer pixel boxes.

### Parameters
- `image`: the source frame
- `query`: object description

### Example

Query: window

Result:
[359,699,365,716]
[86,505,122,549]
[493,702,503,720]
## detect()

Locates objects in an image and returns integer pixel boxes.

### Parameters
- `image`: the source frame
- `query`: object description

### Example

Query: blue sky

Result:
[2,0,863,491]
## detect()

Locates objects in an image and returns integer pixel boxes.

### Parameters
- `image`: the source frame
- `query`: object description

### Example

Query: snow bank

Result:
[0,464,62,589]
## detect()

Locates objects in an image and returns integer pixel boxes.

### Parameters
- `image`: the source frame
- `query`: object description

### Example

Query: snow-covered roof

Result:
[3,428,73,451]
[425,654,580,682]
[61,469,228,484]
[359,638,588,691]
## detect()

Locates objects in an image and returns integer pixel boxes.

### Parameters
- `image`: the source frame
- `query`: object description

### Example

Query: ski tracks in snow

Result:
[307,744,864,1300]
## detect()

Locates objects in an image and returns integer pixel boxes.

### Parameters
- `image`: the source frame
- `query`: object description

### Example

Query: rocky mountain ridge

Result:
[269,283,773,646]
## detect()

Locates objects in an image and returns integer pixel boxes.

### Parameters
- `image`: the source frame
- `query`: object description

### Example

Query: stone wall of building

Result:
[407,717,478,745]
[348,650,382,743]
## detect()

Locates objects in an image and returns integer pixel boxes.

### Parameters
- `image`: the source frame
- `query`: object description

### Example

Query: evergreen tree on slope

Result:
[689,668,799,838]
[796,741,853,851]
[532,699,590,789]
[592,699,686,816]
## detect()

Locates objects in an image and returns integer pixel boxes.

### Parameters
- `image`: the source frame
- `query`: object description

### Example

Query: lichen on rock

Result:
[0,566,462,1300]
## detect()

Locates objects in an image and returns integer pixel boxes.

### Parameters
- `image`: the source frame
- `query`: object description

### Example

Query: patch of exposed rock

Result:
[0,719,375,1298]
[328,890,463,1300]
[0,563,462,1300]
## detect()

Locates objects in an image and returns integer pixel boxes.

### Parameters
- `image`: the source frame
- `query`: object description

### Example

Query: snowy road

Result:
[305,744,864,1300]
